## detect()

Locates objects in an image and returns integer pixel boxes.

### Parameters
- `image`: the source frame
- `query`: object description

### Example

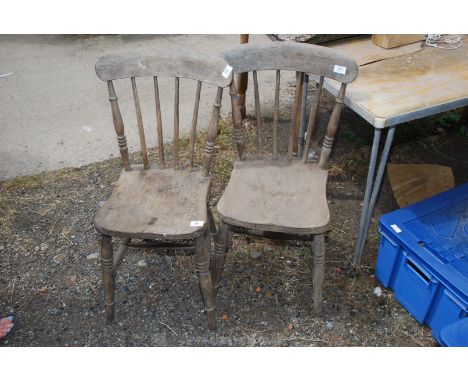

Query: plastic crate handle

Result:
[380,229,399,247]
[445,290,468,311]
[405,257,438,287]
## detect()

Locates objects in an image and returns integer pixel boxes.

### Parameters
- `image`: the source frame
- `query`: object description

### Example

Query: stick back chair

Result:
[212,42,358,315]
[94,48,232,330]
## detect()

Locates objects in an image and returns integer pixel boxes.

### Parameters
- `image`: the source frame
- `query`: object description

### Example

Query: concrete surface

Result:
[0,34,292,180]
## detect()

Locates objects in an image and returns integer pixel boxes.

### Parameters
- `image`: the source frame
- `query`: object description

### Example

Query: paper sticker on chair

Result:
[333,65,347,75]
[222,65,233,78]
[191,221,205,227]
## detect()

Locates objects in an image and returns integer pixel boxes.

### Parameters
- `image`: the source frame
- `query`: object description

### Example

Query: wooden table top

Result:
[324,37,468,128]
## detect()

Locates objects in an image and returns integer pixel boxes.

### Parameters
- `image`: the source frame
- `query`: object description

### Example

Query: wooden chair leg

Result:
[195,232,217,331]
[100,235,116,322]
[312,234,325,315]
[226,229,234,250]
[207,206,217,236]
[211,221,229,287]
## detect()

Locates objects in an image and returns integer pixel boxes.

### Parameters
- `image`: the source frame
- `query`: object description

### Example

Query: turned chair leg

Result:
[211,221,230,287]
[312,234,326,315]
[195,232,217,330]
[101,234,116,322]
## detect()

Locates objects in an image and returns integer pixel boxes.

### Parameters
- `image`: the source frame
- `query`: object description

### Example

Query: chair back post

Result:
[318,83,347,169]
[203,87,224,176]
[107,80,131,171]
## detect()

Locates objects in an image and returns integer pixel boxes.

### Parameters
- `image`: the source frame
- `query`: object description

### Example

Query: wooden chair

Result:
[212,42,358,315]
[94,48,232,330]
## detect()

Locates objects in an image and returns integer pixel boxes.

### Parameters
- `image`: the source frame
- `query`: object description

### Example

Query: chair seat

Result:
[94,167,211,240]
[216,156,330,235]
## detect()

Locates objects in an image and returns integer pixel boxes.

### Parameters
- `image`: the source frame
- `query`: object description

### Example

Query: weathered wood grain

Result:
[131,77,149,169]
[312,234,325,315]
[215,42,358,323]
[237,34,250,118]
[273,70,280,160]
[288,72,304,158]
[94,166,210,240]
[323,36,468,128]
[107,80,131,171]
[318,83,346,168]
[153,76,165,168]
[229,82,246,160]
[216,156,330,235]
[195,232,217,330]
[96,48,232,87]
[173,77,180,169]
[302,76,324,163]
[211,221,229,287]
[203,87,223,176]
[100,235,115,321]
[95,49,233,331]
[188,81,202,171]
[252,70,263,153]
[221,42,358,83]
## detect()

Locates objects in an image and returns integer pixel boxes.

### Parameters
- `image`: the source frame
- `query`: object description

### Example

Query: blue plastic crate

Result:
[439,317,468,347]
[375,183,468,344]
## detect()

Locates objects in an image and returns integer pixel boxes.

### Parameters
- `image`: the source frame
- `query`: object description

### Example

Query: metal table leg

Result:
[353,125,396,265]
[353,128,381,263]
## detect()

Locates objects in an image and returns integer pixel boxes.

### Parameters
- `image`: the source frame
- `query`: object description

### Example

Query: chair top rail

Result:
[221,42,358,83]
[96,48,232,87]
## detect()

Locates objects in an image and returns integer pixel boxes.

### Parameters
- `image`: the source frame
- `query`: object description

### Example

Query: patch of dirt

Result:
[1,99,466,346]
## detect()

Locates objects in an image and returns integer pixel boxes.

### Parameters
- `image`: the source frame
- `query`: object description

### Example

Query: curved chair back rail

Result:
[221,42,358,83]
[220,41,358,167]
[96,49,232,87]
[95,48,233,174]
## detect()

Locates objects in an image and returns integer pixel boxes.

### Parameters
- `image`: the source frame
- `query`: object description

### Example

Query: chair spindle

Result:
[252,70,263,154]
[173,77,180,169]
[188,81,202,171]
[203,87,223,177]
[273,70,280,160]
[298,74,309,157]
[318,83,347,169]
[131,77,149,170]
[302,76,324,163]
[107,80,131,171]
[287,72,304,160]
[153,76,165,169]
[229,82,246,160]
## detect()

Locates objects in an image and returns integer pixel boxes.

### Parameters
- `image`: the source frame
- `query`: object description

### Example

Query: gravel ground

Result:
[1,89,466,346]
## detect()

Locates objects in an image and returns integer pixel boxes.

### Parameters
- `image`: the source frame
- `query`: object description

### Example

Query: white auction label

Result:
[221,65,233,78]
[333,65,347,75]
[390,224,402,233]
[190,221,205,227]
